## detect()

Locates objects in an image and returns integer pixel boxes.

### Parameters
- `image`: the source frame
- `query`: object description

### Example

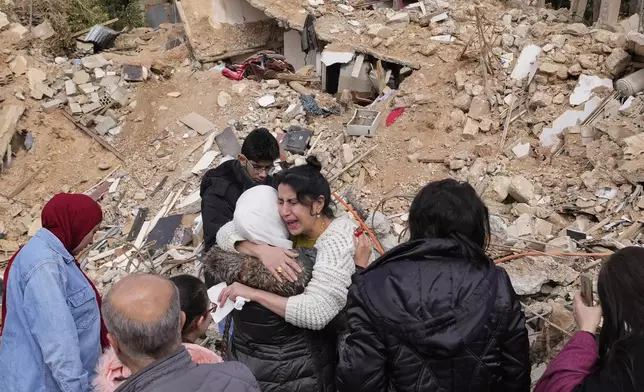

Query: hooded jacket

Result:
[337,238,530,392]
[203,247,337,392]
[200,159,273,253]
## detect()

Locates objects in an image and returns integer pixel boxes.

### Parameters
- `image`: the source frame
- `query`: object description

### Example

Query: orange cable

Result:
[332,192,385,255]
[494,251,612,264]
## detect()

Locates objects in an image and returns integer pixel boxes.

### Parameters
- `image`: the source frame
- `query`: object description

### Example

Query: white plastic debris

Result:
[511,44,542,81]
[570,75,613,106]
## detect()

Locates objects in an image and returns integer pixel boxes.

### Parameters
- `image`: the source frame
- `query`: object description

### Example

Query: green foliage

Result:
[67,0,144,32]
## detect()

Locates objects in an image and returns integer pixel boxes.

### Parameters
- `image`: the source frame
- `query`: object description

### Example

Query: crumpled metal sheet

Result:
[83,25,119,50]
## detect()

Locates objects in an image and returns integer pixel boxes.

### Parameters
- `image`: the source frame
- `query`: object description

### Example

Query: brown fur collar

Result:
[201,247,316,297]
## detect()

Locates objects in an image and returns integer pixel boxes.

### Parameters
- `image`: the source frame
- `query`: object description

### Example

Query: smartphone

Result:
[580,273,594,307]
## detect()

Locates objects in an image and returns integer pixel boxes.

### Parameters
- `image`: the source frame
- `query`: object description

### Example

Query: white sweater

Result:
[216,216,357,330]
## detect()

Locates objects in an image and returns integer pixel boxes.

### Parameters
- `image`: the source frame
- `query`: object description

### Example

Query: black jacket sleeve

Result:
[201,185,234,252]
[496,270,531,392]
[337,285,388,392]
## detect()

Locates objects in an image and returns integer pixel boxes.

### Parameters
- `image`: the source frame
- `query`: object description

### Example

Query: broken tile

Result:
[73,70,91,85]
[179,112,215,135]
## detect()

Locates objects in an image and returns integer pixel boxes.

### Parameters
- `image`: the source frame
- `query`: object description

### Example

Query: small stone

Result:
[578,55,595,69]
[372,37,383,47]
[407,137,424,154]
[551,34,567,48]
[167,91,181,97]
[553,93,565,104]
[553,53,567,63]
[530,91,552,108]
[487,176,511,202]
[568,63,583,76]
[98,162,111,170]
[453,93,472,111]
[449,159,466,170]
[509,175,535,203]
[419,43,439,56]
[542,43,554,52]
[367,24,393,38]
[511,141,531,158]
[546,236,577,253]
[539,62,562,75]
[134,192,146,201]
[257,95,275,107]
[73,70,90,85]
[462,118,480,139]
[94,68,106,79]
[455,71,467,91]
[218,91,232,107]
[604,48,631,76]
[468,96,490,120]
[563,23,589,36]
[265,79,280,88]
[479,118,492,132]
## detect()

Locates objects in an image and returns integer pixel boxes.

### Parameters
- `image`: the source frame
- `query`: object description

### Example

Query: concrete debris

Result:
[508,175,534,203]
[9,56,27,76]
[500,256,579,296]
[32,20,55,40]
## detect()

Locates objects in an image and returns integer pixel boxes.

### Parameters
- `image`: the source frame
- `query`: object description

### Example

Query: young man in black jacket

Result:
[200,127,280,253]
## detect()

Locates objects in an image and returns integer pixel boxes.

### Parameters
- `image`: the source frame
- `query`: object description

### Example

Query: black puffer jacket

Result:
[337,238,530,392]
[200,160,274,252]
[204,247,337,392]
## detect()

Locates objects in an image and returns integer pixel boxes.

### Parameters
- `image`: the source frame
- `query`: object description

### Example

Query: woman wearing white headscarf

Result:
[202,185,337,392]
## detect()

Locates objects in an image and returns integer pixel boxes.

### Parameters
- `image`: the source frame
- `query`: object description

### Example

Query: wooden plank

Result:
[60,110,125,161]
[8,166,42,198]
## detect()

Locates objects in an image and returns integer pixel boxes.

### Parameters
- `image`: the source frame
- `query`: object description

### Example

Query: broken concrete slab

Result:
[65,80,77,96]
[30,88,44,100]
[570,75,613,106]
[73,70,91,85]
[540,96,602,148]
[42,99,63,113]
[81,54,109,69]
[179,112,215,136]
[100,75,121,87]
[34,82,55,98]
[81,101,101,113]
[511,44,541,81]
[0,11,8,30]
[9,55,27,76]
[7,23,28,40]
[95,117,117,135]
[509,175,534,203]
[604,48,631,76]
[191,150,220,174]
[27,68,47,89]
[32,20,55,40]
[500,255,579,295]
[217,91,231,107]
[468,96,490,120]
[0,105,25,164]
[563,23,589,36]
[462,118,479,139]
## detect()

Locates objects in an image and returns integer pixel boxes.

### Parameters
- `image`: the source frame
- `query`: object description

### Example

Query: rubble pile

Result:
[3,0,644,378]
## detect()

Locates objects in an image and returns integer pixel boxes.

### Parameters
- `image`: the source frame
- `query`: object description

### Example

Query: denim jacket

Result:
[0,228,101,392]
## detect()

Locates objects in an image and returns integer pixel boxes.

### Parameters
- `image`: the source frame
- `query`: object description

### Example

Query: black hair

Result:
[596,246,644,386]
[169,275,210,337]
[274,155,334,218]
[241,128,280,162]
[408,179,490,265]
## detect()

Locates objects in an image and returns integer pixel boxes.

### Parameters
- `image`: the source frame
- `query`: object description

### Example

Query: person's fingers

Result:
[284,249,299,258]
[280,263,298,282]
[284,257,302,273]
[573,291,584,308]
[270,268,284,283]
[353,235,359,247]
[219,288,230,305]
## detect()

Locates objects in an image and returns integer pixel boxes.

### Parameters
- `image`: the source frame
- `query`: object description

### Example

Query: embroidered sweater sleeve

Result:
[216,221,245,253]
[534,331,599,392]
[285,217,357,330]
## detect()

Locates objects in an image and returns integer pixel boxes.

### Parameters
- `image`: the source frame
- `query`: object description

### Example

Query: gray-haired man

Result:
[103,274,260,392]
